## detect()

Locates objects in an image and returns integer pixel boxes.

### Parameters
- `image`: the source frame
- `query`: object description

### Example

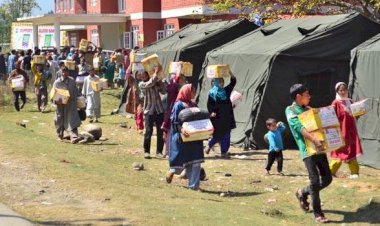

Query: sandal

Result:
[315,215,329,223]
[166,171,174,184]
[295,189,310,212]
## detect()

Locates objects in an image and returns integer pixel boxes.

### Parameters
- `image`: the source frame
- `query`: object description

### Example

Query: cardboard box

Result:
[350,98,371,117]
[51,88,70,105]
[168,62,193,77]
[33,55,46,64]
[91,78,107,92]
[79,39,89,52]
[141,54,164,79]
[65,61,76,70]
[298,106,340,132]
[181,119,214,142]
[207,65,230,78]
[305,127,345,155]
[130,52,146,63]
[132,63,144,72]
[11,76,25,91]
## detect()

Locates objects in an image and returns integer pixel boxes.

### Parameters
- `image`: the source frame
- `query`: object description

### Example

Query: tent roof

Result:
[140,19,252,53]
[352,33,380,52]
[209,14,353,58]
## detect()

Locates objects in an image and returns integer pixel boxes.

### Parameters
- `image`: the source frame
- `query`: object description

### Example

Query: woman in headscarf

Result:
[205,71,237,158]
[330,82,363,179]
[161,67,186,157]
[166,84,204,190]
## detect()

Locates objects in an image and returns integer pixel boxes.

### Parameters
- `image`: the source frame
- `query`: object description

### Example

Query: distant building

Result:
[18,0,237,50]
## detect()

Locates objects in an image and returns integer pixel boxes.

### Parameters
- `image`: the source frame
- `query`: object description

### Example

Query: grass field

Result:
[0,84,379,226]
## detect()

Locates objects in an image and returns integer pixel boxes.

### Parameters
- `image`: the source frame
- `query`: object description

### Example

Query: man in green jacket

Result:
[285,84,332,224]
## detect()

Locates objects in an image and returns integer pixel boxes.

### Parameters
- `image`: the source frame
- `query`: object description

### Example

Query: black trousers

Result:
[301,154,332,217]
[13,91,26,111]
[144,112,164,154]
[265,150,283,172]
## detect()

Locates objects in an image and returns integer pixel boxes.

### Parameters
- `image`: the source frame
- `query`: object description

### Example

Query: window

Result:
[119,0,125,12]
[70,0,74,9]
[164,24,175,37]
[131,26,139,48]
[90,0,97,6]
[91,29,99,46]
[70,33,77,47]
[63,0,67,11]
[56,0,62,11]
[123,32,131,49]
[157,30,165,41]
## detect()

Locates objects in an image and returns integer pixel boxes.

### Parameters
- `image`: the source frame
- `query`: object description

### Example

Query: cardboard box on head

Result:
[207,65,230,78]
[79,39,90,52]
[141,54,164,79]
[169,62,193,77]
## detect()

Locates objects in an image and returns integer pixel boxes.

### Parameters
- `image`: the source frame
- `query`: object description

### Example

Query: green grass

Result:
[0,85,379,225]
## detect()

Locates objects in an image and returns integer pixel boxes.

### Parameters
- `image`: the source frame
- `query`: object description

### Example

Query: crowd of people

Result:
[2,42,365,224]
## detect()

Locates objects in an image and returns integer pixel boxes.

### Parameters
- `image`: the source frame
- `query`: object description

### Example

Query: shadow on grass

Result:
[35,217,130,226]
[325,200,380,224]
[0,214,33,224]
[86,142,120,146]
[200,189,261,197]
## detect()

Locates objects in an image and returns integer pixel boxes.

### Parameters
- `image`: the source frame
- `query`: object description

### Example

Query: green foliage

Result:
[0,0,40,44]
[205,0,380,22]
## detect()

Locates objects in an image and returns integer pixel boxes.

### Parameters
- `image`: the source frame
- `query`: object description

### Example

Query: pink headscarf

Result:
[176,84,194,106]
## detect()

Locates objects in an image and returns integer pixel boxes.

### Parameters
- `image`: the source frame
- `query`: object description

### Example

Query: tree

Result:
[0,0,40,44]
[203,0,380,22]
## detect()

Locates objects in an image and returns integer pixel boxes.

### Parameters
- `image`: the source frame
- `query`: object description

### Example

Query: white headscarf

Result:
[335,82,348,100]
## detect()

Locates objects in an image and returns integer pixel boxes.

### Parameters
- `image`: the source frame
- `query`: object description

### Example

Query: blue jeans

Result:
[208,133,231,154]
[186,163,201,190]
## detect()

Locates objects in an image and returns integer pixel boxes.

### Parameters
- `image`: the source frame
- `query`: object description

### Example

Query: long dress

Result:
[169,101,204,170]
[82,75,101,119]
[104,60,116,86]
[207,77,237,139]
[53,76,81,137]
[330,99,363,162]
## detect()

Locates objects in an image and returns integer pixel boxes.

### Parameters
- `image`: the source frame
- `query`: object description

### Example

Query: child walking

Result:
[285,84,332,223]
[329,82,363,179]
[265,118,286,175]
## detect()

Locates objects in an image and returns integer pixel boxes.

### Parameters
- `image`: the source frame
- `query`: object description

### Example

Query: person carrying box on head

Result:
[285,84,332,224]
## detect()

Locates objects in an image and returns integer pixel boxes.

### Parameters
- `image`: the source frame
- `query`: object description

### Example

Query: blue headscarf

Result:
[209,78,227,101]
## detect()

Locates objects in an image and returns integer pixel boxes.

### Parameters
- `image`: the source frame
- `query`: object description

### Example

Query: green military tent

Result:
[349,34,380,169]
[197,13,380,149]
[138,19,258,85]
